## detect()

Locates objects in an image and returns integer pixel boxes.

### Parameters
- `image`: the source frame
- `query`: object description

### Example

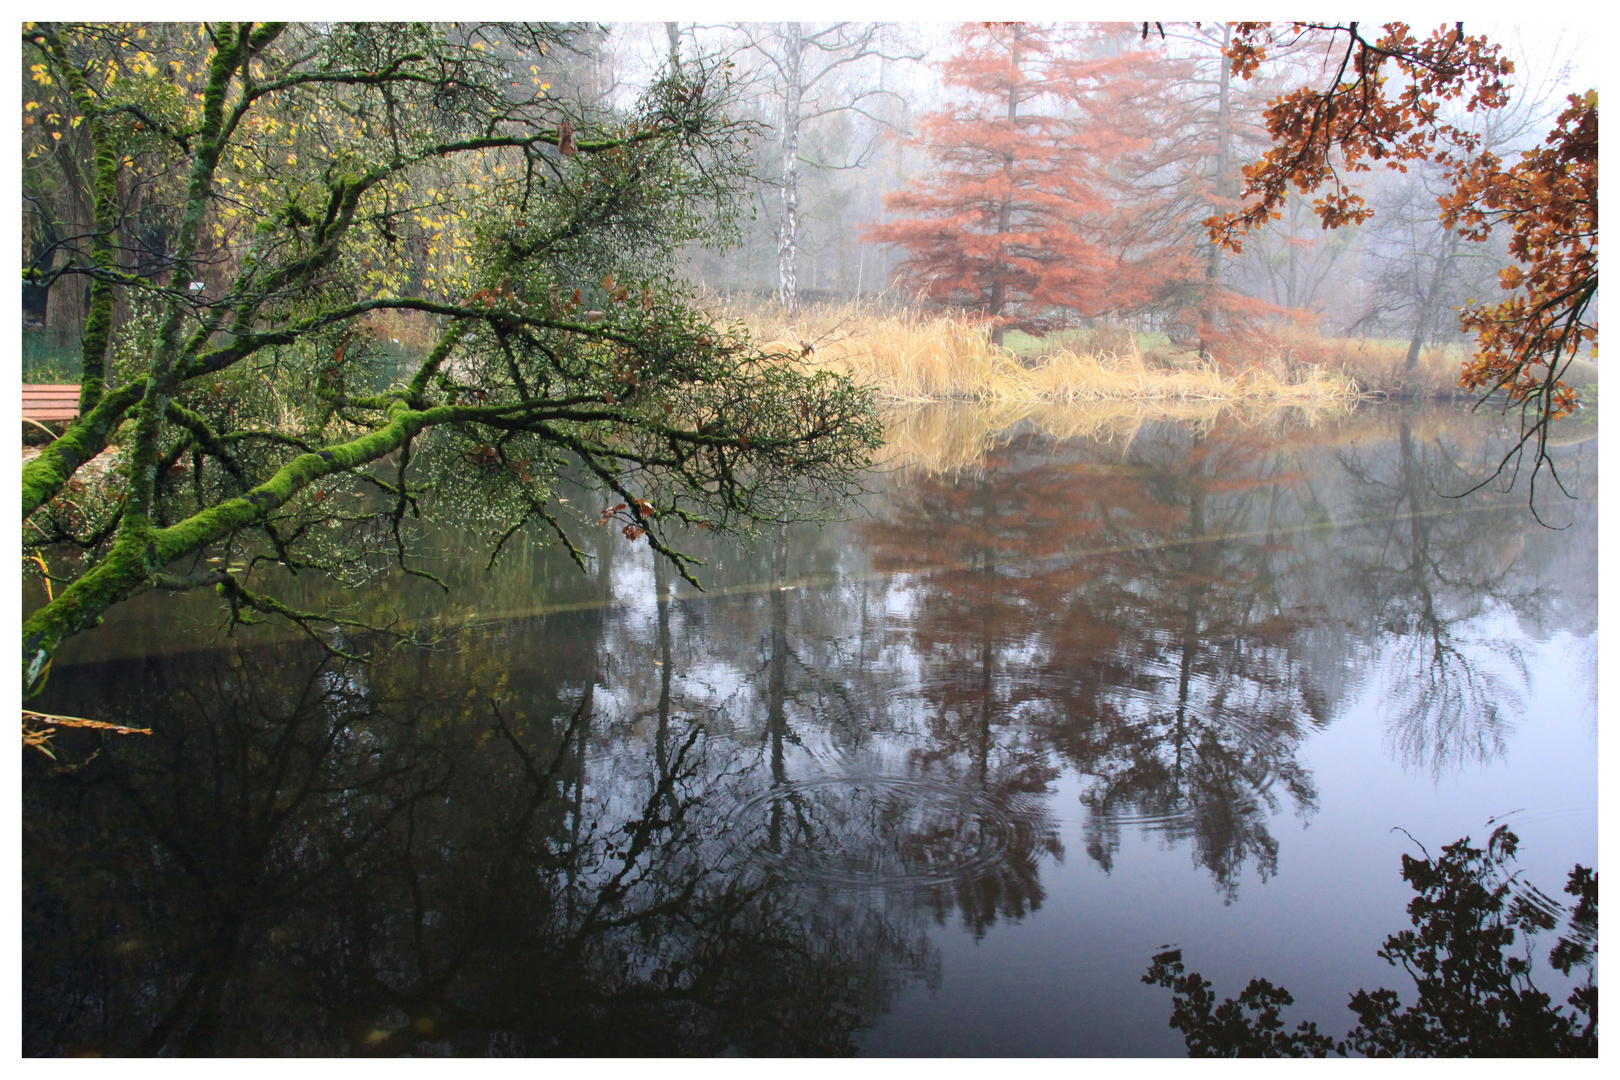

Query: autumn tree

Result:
[1093,23,1416,357]
[1088,23,1306,354]
[865,23,1157,347]
[1211,22,1597,500]
[19,21,882,697]
[868,23,1332,355]
[22,24,220,390]
[1330,47,1573,370]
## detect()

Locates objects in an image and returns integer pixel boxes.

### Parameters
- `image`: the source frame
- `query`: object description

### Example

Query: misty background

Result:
[571,20,1590,346]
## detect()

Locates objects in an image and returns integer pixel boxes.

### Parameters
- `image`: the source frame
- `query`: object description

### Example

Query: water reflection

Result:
[23,404,1597,1056]
[666,533,1065,938]
[859,407,1593,893]
[24,643,943,1056]
[865,424,1330,898]
[1332,418,1547,775]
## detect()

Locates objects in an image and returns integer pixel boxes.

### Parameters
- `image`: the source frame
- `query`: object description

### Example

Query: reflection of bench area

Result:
[23,384,80,423]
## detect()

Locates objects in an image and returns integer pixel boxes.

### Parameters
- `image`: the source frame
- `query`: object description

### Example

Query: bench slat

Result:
[22,383,82,423]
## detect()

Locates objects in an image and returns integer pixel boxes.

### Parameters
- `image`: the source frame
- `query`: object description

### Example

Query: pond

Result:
[22,402,1598,1056]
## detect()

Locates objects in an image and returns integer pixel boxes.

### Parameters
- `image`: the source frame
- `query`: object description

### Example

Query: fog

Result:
[578,19,1593,350]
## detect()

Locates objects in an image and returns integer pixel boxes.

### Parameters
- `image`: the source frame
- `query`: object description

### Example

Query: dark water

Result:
[23,404,1598,1056]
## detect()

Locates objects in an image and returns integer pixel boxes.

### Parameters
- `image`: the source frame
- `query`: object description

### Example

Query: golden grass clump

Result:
[1264,325,1469,399]
[752,308,1012,401]
[1007,346,1359,405]
[729,299,1359,405]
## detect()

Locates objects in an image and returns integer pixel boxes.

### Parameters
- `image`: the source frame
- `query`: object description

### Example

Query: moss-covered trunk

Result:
[22,399,437,696]
[35,24,120,414]
[21,383,145,520]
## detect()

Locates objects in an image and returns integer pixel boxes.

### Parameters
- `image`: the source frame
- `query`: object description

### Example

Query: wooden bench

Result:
[23,384,81,423]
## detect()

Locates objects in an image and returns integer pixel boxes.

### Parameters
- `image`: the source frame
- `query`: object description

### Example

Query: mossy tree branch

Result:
[28,24,123,414]
[20,24,877,700]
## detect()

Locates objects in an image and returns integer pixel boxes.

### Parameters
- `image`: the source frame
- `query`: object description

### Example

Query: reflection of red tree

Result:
[868,444,1113,749]
[862,422,1327,897]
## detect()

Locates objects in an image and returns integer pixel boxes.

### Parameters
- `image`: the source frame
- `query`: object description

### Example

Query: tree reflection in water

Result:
[22,405,1596,1056]
[723,531,1062,939]
[1144,826,1598,1057]
[866,422,1331,900]
[861,409,1593,897]
[23,643,939,1056]
[1334,416,1545,776]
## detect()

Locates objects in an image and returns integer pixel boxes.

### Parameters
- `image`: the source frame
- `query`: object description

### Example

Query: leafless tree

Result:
[730,23,920,313]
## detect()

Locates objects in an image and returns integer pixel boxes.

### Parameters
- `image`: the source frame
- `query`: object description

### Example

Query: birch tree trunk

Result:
[777,23,804,315]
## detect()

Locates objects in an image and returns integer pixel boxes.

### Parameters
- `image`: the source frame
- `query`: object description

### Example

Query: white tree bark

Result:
[777,23,804,315]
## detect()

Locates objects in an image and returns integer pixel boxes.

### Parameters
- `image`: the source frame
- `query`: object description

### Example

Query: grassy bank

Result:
[735,301,1360,405]
[723,297,1600,410]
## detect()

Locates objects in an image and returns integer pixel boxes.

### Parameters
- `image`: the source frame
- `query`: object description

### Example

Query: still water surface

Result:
[23,404,1598,1056]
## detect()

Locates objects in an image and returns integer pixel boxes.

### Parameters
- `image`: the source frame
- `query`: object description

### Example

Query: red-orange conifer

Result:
[864,24,1139,345]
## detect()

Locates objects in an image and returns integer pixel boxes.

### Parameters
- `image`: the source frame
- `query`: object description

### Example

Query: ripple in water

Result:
[732,774,1044,890]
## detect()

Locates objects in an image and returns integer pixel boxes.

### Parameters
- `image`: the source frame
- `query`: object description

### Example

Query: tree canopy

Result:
[1145,826,1598,1056]
[20,21,882,697]
[864,24,1142,346]
[864,24,1325,355]
[1210,22,1596,500]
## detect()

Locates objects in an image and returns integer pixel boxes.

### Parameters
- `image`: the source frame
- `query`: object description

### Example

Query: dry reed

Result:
[738,302,1360,406]
[1264,325,1472,399]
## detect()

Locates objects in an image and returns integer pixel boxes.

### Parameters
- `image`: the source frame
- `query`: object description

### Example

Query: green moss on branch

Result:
[22,383,145,521]
[22,399,439,696]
